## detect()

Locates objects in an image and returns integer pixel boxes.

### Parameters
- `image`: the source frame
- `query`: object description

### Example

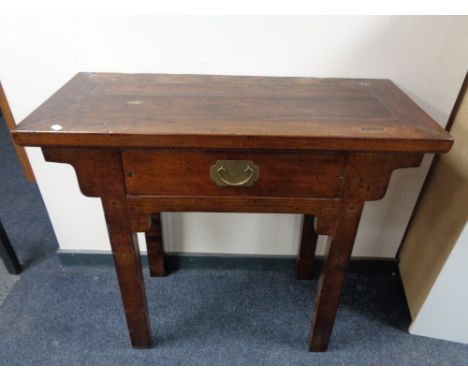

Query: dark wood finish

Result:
[42,148,151,348]
[309,152,423,351]
[122,149,345,198]
[0,81,35,182]
[145,214,166,277]
[309,197,364,351]
[13,73,452,153]
[12,73,453,351]
[126,196,341,235]
[296,215,318,280]
[0,219,22,275]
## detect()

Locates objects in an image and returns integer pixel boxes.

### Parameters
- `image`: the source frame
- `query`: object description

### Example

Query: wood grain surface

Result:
[13,72,454,352]
[122,149,345,198]
[13,73,452,152]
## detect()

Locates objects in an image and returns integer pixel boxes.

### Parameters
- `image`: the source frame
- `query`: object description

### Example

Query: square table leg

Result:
[42,147,153,349]
[145,214,167,277]
[296,214,318,280]
[308,199,364,352]
[103,196,152,348]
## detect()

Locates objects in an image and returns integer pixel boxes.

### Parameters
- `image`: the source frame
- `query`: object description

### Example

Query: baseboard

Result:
[57,250,398,274]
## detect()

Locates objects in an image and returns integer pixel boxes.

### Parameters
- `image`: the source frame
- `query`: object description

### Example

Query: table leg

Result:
[41,148,153,348]
[308,199,364,352]
[102,198,152,349]
[296,215,318,280]
[145,214,167,277]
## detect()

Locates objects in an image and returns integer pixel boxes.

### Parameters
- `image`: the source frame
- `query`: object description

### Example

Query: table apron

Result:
[126,195,341,236]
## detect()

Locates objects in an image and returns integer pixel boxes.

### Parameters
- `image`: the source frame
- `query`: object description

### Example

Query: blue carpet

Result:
[1,116,468,365]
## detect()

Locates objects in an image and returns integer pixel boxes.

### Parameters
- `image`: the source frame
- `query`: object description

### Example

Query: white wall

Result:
[1,16,467,256]
[409,223,468,343]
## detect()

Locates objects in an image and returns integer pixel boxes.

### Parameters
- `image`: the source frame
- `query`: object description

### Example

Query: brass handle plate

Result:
[210,160,260,187]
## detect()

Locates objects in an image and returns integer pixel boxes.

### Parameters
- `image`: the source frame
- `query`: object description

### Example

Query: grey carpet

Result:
[0,259,19,306]
[0,116,57,266]
[0,113,56,305]
[1,116,468,365]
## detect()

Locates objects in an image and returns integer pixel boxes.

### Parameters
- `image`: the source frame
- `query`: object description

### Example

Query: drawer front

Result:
[122,149,345,198]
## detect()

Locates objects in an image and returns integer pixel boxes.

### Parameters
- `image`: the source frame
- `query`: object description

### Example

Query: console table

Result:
[12,73,453,351]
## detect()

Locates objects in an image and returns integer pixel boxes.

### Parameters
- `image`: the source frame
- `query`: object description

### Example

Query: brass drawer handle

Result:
[210,160,260,187]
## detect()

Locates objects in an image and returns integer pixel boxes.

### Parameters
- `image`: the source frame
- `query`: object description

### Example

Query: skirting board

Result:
[57,250,398,275]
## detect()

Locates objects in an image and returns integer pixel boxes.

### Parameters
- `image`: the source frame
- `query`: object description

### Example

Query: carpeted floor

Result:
[1,116,468,365]
[0,259,19,306]
[0,113,57,307]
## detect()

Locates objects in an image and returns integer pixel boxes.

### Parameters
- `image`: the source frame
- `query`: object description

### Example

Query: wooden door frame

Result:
[0,81,35,182]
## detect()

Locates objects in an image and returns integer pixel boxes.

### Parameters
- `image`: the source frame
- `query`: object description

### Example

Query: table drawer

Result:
[122,149,345,198]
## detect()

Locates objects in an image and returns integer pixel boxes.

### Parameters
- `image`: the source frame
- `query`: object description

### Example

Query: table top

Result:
[13,72,452,152]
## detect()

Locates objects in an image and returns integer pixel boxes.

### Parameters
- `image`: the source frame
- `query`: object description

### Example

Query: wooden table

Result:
[12,73,453,351]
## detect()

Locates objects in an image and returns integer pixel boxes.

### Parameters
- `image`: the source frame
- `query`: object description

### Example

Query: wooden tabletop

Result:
[12,73,452,152]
